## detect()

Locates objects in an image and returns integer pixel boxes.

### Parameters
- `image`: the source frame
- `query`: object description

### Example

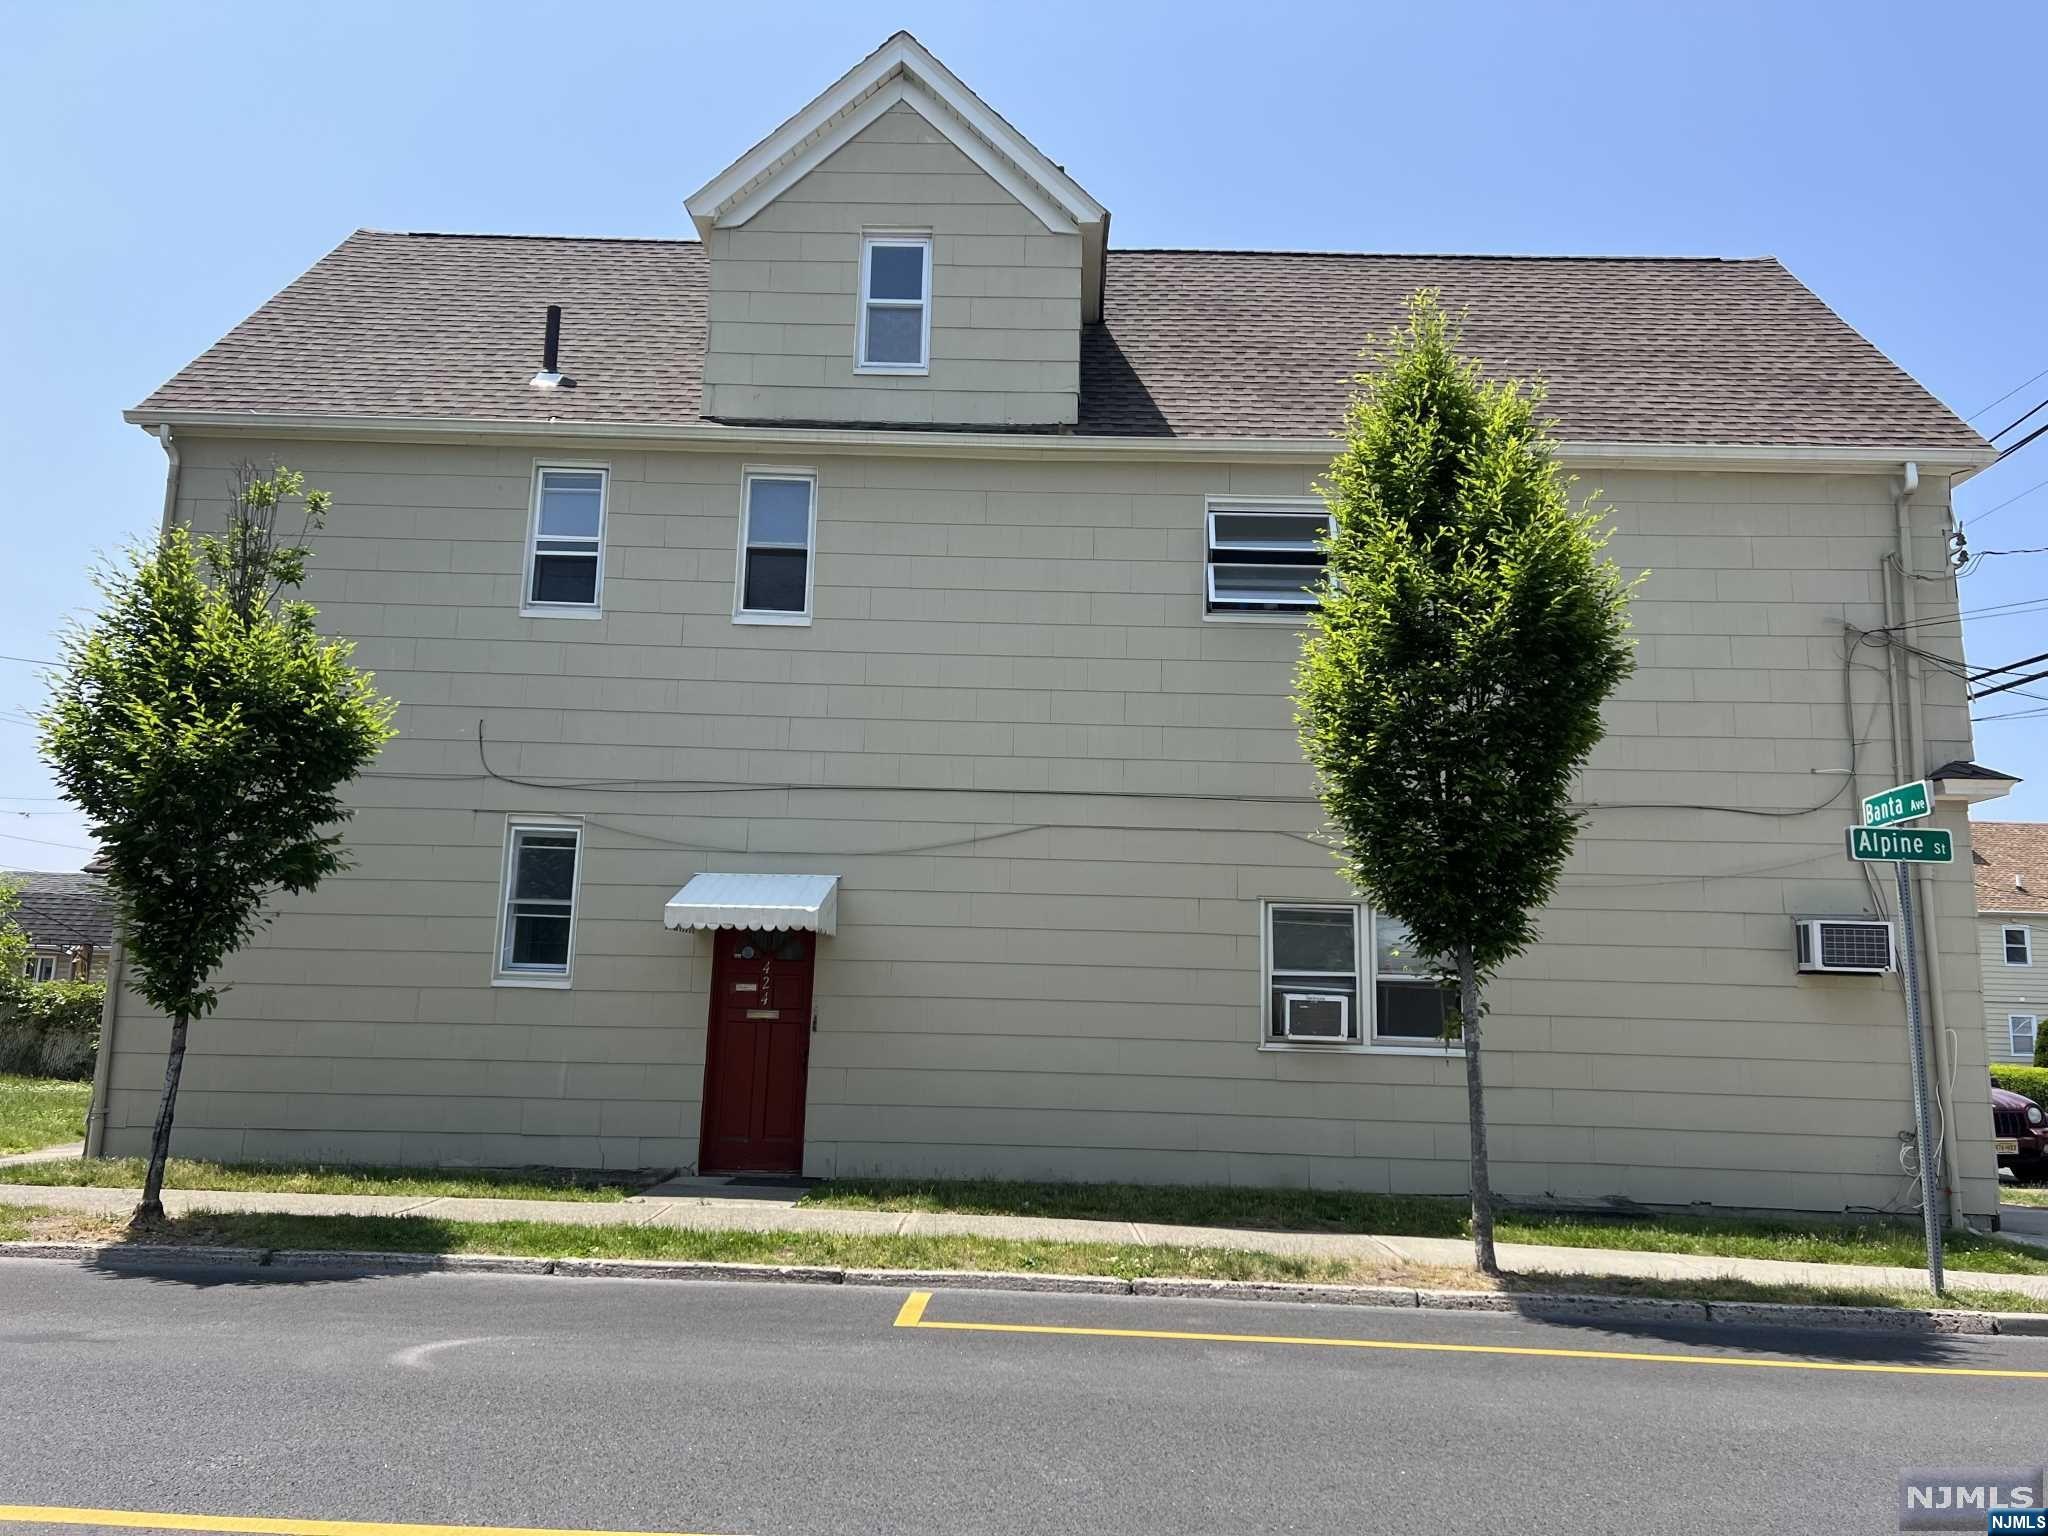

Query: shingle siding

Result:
[97,436,1998,1219]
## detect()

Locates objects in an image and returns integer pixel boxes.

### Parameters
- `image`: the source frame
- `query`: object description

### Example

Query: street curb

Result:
[0,1241,2030,1336]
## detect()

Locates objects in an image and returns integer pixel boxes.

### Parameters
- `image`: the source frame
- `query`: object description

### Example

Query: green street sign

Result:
[1862,779,1933,828]
[1846,825,1953,864]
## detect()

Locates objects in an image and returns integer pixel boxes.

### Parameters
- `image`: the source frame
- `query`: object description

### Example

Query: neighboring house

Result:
[1975,822,2046,1065]
[5,870,114,983]
[96,33,2011,1218]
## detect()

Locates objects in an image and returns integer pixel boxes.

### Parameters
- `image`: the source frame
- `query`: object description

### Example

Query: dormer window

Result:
[858,234,932,373]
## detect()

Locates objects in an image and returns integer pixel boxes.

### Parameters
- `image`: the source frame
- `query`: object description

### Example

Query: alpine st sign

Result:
[1846,825,1953,864]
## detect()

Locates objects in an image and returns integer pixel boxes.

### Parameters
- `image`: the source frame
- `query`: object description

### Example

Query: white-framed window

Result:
[23,955,57,983]
[1206,499,1333,618]
[2012,1014,2039,1060]
[2006,926,2034,966]
[856,234,932,373]
[734,468,817,624]
[523,464,607,614]
[1261,904,1459,1051]
[497,822,582,985]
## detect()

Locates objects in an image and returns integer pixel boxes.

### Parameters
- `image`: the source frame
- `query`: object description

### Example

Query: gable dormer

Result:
[686,33,1106,430]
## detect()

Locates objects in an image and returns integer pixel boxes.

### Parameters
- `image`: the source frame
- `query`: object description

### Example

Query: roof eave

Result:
[123,408,2001,474]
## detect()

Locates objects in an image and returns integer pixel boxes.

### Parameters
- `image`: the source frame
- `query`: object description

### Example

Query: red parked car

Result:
[1992,1083,2048,1181]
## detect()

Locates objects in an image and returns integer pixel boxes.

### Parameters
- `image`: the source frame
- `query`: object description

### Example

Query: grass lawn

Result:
[2000,1187,2048,1208]
[0,1075,92,1156]
[1,1202,2040,1316]
[0,1156,645,1202]
[804,1177,2048,1278]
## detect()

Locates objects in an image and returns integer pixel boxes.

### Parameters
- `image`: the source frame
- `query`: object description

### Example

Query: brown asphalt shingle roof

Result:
[4,871,114,952]
[136,231,1985,450]
[1975,823,2048,916]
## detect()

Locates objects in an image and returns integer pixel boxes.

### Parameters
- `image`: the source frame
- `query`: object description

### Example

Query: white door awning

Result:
[663,872,841,934]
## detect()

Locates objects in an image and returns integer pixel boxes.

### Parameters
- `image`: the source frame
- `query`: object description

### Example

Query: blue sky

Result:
[2,0,2043,871]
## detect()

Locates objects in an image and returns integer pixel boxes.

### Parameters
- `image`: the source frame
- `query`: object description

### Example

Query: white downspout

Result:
[1891,461,1966,1227]
[84,424,179,1160]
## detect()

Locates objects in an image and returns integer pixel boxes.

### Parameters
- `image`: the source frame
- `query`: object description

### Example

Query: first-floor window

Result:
[1264,903,1457,1048]
[735,470,816,622]
[500,824,581,978]
[23,955,57,983]
[1373,913,1460,1045]
[1267,904,1361,1042]
[2013,1014,2039,1060]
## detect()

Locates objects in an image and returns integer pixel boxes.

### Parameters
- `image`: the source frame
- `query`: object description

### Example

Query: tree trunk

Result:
[1457,945,1499,1276]
[132,1009,189,1226]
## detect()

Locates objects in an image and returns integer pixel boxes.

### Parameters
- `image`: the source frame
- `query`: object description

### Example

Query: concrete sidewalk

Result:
[0,1177,2031,1301]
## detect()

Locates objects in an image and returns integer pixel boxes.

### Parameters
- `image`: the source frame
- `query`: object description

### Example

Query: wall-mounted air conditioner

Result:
[1794,918,1896,975]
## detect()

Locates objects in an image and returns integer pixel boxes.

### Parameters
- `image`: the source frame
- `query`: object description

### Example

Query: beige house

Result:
[7,870,112,983]
[1974,822,2046,1065]
[94,33,2013,1219]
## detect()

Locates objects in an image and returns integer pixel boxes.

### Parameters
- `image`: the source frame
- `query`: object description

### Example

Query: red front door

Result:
[699,927,814,1175]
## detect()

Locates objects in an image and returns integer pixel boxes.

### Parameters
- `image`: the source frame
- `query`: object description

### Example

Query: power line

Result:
[0,653,58,667]
[1986,393,2048,443]
[0,829,93,853]
[1962,472,2048,528]
[1995,418,2048,465]
[1967,364,2048,422]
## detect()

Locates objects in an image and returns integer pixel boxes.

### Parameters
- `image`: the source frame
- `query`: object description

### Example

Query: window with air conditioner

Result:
[1262,904,1457,1050]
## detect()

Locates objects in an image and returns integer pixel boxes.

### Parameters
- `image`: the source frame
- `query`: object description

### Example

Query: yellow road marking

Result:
[889,1289,2048,1380]
[0,1508,736,1536]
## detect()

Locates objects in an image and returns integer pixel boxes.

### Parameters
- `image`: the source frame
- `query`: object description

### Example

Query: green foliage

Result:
[2034,1030,2048,1069]
[38,467,396,1026]
[0,877,28,981]
[0,978,104,1078]
[1993,1064,2048,1110]
[1296,291,1637,978]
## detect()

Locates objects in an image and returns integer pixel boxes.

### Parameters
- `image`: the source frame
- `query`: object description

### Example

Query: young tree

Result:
[40,467,395,1222]
[1296,293,1636,1274]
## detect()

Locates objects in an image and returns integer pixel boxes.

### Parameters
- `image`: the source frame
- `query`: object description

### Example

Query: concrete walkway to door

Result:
[2,1175,2043,1301]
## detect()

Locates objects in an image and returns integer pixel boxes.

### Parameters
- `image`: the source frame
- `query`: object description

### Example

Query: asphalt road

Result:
[2,1259,2045,1535]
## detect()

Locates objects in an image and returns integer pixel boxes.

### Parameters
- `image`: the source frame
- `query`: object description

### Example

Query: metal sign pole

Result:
[1894,858,1945,1294]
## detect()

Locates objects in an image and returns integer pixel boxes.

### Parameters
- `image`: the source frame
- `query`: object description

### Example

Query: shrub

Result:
[1991,1064,2048,1111]
[0,976,105,1079]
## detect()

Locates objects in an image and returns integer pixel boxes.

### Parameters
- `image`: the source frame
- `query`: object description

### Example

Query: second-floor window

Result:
[1206,499,1333,616]
[2007,926,2034,966]
[735,470,817,623]
[526,466,607,612]
[858,235,931,372]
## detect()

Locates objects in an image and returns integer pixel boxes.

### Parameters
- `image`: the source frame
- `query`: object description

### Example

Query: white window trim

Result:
[2006,926,2034,967]
[494,818,583,989]
[855,233,933,375]
[1257,900,1460,1055]
[2011,1014,2039,1060]
[733,466,818,626]
[1203,496,1332,624]
[521,461,609,619]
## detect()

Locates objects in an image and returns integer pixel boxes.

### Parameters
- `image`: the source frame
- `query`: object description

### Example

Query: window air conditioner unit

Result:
[1281,992,1350,1040]
[1794,918,1895,976]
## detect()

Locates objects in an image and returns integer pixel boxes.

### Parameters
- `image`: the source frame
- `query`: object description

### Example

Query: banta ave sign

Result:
[1845,825,1953,864]
[1862,779,1933,829]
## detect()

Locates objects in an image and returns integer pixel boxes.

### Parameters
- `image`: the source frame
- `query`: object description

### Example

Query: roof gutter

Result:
[119,409,2001,475]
